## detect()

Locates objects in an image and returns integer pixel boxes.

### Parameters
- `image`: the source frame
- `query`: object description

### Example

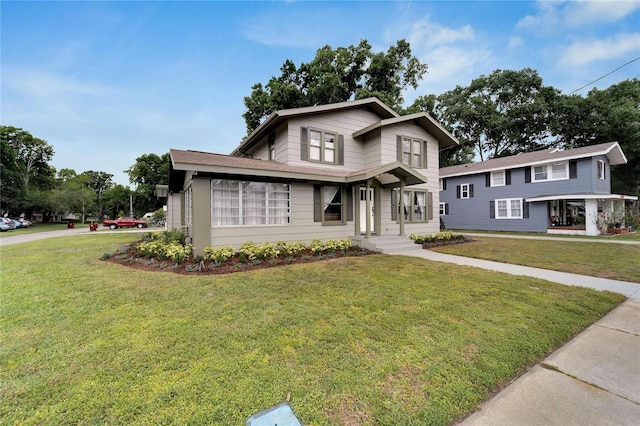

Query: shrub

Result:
[276,241,306,257]
[310,239,325,256]
[203,246,235,263]
[239,242,259,263]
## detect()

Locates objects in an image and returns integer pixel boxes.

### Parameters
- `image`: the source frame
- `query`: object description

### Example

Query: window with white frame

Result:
[439,202,446,215]
[211,180,290,226]
[533,162,568,182]
[439,178,443,191]
[495,198,523,219]
[461,183,470,199]
[597,160,605,180]
[491,170,505,186]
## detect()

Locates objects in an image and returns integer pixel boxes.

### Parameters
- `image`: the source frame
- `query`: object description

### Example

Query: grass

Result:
[448,228,640,241]
[433,237,640,283]
[1,234,624,425]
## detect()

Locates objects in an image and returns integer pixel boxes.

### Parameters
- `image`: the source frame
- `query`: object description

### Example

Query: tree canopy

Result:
[0,126,55,216]
[125,153,170,215]
[412,68,559,162]
[242,39,427,133]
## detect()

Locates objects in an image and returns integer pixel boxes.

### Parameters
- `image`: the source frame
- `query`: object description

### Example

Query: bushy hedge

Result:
[123,233,355,265]
[409,231,466,244]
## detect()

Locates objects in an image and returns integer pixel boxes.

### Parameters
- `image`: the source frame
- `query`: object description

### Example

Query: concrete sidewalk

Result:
[460,299,640,426]
[384,246,640,425]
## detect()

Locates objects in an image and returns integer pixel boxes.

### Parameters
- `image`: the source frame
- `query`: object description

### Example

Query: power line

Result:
[568,56,640,95]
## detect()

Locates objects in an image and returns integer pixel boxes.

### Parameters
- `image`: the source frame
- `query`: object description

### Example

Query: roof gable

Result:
[440,142,627,178]
[233,97,399,155]
[353,112,459,150]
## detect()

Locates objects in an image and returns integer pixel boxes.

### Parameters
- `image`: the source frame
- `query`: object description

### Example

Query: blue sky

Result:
[2,1,639,186]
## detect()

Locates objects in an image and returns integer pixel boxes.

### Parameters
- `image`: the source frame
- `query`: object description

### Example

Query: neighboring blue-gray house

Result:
[439,142,637,236]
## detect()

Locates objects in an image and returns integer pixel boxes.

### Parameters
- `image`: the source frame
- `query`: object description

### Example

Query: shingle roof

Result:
[170,149,427,186]
[439,142,626,178]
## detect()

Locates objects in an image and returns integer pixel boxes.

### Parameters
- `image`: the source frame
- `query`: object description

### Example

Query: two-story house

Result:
[164,97,459,255]
[439,142,637,236]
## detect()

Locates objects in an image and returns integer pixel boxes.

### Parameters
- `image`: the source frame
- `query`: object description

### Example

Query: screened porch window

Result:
[211,180,290,226]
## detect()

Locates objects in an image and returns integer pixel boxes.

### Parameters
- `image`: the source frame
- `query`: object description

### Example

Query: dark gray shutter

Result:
[469,184,474,198]
[346,186,353,221]
[506,170,511,185]
[422,140,428,169]
[396,136,403,162]
[391,189,397,221]
[313,185,321,222]
[525,167,531,183]
[427,191,433,220]
[445,203,449,214]
[490,201,495,219]
[523,201,529,218]
[337,134,344,165]
[569,160,577,179]
[300,127,309,161]
[485,173,491,187]
[456,185,461,199]
[442,178,447,191]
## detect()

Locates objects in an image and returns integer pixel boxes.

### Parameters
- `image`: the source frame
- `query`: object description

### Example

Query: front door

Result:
[359,187,375,234]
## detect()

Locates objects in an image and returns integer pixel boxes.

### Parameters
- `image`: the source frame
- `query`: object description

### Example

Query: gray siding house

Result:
[164,98,459,255]
[439,142,637,236]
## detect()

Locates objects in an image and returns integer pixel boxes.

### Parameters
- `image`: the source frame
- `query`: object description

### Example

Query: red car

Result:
[102,217,148,230]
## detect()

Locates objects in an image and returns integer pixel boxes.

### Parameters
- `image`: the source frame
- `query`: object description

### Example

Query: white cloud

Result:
[518,0,640,31]
[406,19,475,48]
[558,32,640,66]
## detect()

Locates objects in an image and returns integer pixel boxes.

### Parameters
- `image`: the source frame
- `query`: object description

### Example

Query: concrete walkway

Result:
[383,243,640,425]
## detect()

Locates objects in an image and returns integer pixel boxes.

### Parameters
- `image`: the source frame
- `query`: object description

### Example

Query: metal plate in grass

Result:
[246,402,302,426]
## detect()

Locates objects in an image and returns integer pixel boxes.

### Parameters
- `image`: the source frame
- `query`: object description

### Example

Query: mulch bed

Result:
[103,247,374,275]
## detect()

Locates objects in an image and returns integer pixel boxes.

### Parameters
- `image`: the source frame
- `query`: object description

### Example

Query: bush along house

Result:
[161,98,459,255]
[438,142,637,236]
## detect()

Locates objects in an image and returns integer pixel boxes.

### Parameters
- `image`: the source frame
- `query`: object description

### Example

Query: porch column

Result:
[399,179,405,236]
[585,199,598,236]
[365,179,372,238]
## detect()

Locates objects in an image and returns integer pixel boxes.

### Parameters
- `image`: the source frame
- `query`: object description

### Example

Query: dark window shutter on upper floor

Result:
[337,135,344,165]
[428,191,433,220]
[523,201,529,218]
[456,185,461,199]
[524,167,531,183]
[469,184,474,198]
[300,127,309,161]
[485,173,491,187]
[396,136,403,162]
[490,201,495,219]
[313,185,321,222]
[346,187,353,222]
[422,140,428,169]
[506,170,511,185]
[442,178,447,191]
[569,160,577,179]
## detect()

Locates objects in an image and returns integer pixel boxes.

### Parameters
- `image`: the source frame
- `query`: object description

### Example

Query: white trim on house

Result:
[525,193,638,202]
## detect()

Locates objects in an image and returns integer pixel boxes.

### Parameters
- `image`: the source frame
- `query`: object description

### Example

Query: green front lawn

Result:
[0,222,89,236]
[1,234,624,425]
[433,237,640,283]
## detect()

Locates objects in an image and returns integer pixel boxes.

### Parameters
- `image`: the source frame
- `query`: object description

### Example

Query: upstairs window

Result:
[397,136,427,168]
[532,161,569,182]
[457,183,473,199]
[597,160,606,180]
[491,170,505,186]
[300,127,343,165]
